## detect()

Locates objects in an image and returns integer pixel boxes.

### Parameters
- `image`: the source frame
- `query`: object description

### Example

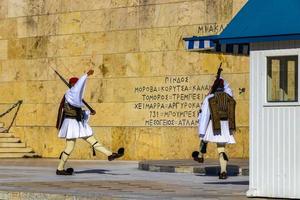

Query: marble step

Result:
[0,138,20,143]
[0,143,26,148]
[0,133,13,138]
[0,147,33,153]
[0,122,4,128]
[0,152,39,158]
[0,127,7,133]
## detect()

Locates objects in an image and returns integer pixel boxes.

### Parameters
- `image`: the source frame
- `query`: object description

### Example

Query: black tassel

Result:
[92,142,98,156]
[220,152,229,161]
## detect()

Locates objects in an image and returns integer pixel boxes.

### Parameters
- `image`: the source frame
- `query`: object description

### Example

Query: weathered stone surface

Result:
[47,34,86,57]
[0,58,55,82]
[205,0,233,24]
[61,0,111,12]
[0,82,21,102]
[0,39,7,60]
[8,0,60,17]
[43,0,61,14]
[125,52,163,76]
[139,27,181,51]
[37,14,58,36]
[0,0,249,160]
[102,54,127,77]
[189,1,205,25]
[139,3,191,28]
[48,31,139,57]
[7,38,27,59]
[81,10,110,33]
[139,0,195,6]
[54,55,104,78]
[0,0,7,19]
[26,0,45,16]
[58,12,81,35]
[138,1,206,27]
[236,100,249,126]
[0,19,17,39]
[110,7,138,30]
[26,36,48,58]
[111,0,139,8]
[111,30,139,53]
[17,16,38,38]
[7,0,26,18]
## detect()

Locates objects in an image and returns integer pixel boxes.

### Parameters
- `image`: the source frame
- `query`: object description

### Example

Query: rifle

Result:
[209,63,223,94]
[50,67,96,114]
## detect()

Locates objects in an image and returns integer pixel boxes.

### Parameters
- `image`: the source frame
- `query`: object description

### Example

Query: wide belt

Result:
[210,116,228,120]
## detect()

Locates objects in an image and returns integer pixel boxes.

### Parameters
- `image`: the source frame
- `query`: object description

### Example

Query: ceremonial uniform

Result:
[198,79,236,144]
[193,78,236,179]
[56,72,124,175]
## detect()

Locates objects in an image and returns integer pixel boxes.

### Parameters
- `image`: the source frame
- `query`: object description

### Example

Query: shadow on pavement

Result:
[75,169,130,176]
[195,165,240,176]
[75,169,110,174]
[204,181,249,185]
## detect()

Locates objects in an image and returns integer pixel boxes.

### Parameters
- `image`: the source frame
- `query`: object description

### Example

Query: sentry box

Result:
[184,0,300,199]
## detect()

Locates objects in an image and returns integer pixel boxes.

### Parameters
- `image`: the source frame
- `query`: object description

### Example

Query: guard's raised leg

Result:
[84,135,124,161]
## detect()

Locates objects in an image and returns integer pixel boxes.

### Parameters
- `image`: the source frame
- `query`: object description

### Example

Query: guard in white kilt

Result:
[192,76,236,179]
[56,69,124,175]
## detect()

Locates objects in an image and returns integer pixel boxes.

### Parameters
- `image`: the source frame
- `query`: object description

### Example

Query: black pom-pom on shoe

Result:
[108,147,125,161]
[66,168,74,174]
[56,169,73,176]
[192,151,199,158]
[192,151,204,163]
[118,147,125,155]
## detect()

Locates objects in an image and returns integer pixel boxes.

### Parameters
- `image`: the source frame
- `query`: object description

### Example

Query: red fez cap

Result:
[219,79,224,87]
[69,77,79,85]
[213,78,224,88]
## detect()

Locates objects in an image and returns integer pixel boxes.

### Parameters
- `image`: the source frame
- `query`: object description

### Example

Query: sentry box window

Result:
[267,56,298,102]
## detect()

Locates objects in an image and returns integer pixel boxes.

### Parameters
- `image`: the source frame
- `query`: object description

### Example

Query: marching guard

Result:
[55,69,124,175]
[192,66,236,179]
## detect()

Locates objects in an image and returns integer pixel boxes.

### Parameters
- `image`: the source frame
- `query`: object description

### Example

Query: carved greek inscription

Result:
[133,76,211,127]
[197,23,226,35]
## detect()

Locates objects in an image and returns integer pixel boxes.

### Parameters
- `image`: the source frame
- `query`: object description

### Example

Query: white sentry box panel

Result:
[247,40,300,199]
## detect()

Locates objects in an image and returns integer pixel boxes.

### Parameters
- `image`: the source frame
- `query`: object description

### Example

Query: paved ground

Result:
[0,159,264,200]
[139,159,249,175]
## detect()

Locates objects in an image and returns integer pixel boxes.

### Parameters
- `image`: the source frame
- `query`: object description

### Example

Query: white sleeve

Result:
[65,74,88,107]
[198,96,211,137]
[223,79,233,97]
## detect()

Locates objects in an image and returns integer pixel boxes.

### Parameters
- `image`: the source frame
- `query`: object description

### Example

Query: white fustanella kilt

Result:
[58,118,93,139]
[201,120,236,144]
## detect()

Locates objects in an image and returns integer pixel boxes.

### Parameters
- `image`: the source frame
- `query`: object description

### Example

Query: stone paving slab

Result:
[0,158,262,200]
[139,159,249,176]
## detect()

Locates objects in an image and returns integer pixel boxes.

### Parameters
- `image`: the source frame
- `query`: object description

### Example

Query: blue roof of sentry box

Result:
[218,0,300,44]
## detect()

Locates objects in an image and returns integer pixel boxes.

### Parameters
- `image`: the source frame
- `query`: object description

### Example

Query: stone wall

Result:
[0,0,248,160]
